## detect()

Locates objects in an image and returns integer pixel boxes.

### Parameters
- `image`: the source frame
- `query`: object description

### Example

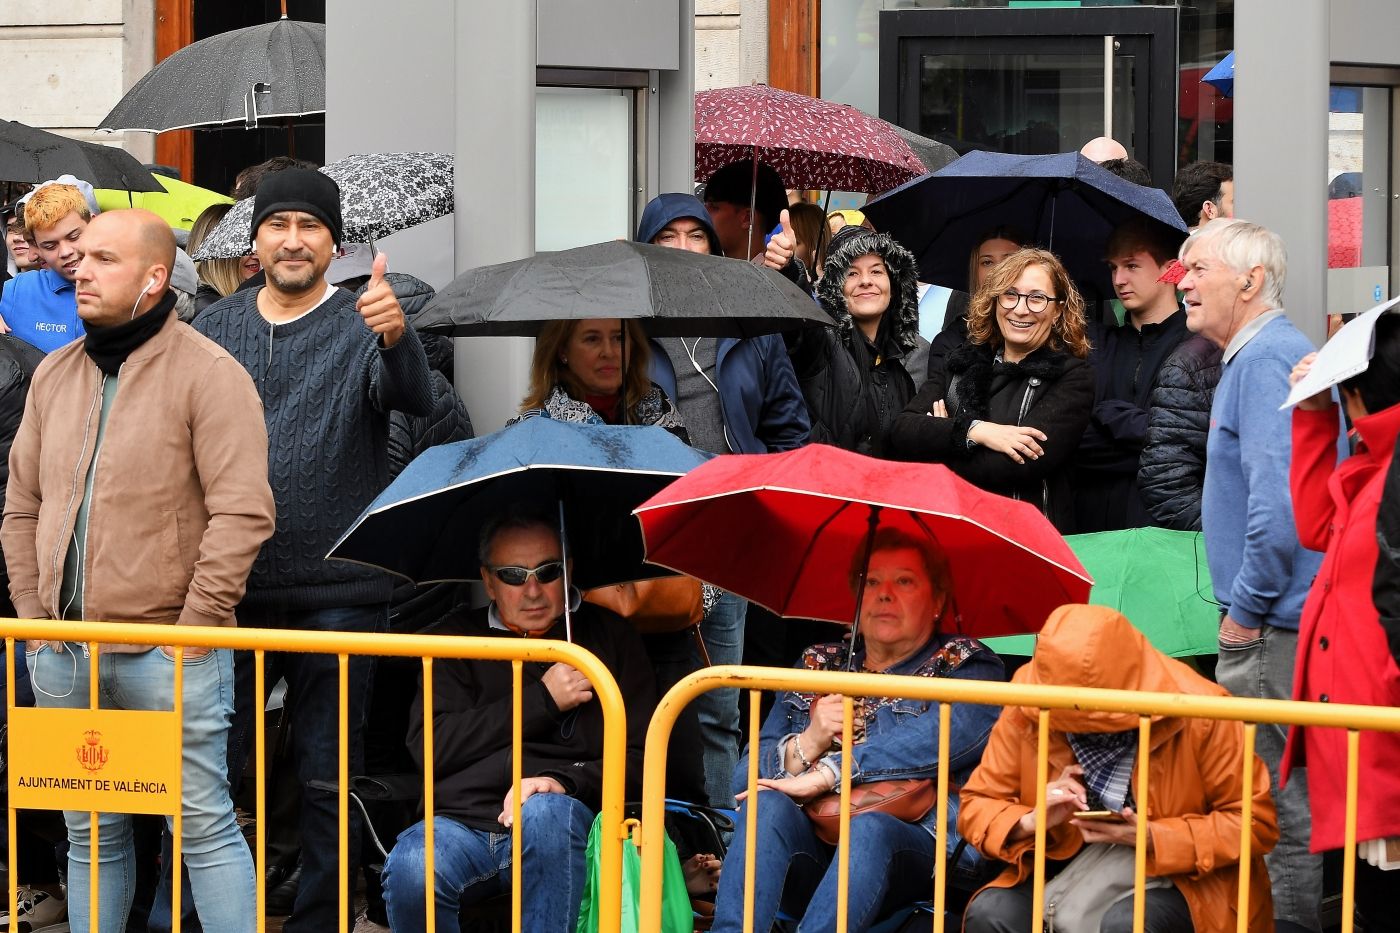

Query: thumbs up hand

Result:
[763,208,797,272]
[355,252,406,348]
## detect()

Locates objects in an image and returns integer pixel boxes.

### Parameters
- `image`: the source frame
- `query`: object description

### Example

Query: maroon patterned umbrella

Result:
[694,85,926,194]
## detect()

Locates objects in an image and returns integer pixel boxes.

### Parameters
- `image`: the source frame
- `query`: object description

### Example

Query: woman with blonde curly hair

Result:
[890,248,1094,531]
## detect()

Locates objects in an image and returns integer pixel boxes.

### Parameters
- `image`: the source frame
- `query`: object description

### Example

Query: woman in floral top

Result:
[710,528,1005,932]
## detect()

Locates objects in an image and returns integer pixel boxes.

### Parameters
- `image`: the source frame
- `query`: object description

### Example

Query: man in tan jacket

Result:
[2,208,274,933]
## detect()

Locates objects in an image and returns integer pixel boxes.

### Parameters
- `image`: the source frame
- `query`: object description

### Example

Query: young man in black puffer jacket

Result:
[1137,333,1223,531]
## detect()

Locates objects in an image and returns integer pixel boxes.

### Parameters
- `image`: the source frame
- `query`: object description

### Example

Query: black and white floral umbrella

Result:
[191,151,453,259]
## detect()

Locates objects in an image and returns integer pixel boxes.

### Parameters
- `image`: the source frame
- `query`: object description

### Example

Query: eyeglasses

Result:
[488,561,565,587]
[998,289,1060,314]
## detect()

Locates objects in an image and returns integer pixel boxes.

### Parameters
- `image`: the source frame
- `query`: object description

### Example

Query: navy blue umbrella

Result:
[1203,51,1235,98]
[862,150,1187,300]
[327,416,710,596]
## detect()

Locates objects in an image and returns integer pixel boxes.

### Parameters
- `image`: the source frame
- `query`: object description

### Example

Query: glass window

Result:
[1326,85,1391,315]
[535,87,635,251]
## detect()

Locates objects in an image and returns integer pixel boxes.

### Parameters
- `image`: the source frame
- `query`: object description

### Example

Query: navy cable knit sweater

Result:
[195,286,436,609]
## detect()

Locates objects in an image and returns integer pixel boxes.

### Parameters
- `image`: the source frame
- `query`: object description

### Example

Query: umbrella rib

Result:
[782,500,854,614]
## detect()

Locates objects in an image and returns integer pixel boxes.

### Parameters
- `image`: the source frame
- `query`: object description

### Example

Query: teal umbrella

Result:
[983,527,1217,658]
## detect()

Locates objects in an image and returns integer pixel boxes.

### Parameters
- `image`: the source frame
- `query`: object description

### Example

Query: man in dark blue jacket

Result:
[637,192,809,807]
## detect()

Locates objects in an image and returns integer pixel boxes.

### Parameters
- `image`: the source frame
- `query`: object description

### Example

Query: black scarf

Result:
[83,291,175,376]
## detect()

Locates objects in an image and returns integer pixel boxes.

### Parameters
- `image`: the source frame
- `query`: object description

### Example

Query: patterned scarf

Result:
[1066,730,1137,812]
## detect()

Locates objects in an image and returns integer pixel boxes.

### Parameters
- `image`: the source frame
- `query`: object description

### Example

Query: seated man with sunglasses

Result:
[380,504,657,932]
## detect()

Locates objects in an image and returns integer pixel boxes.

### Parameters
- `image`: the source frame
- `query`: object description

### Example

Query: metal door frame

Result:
[879,6,1179,189]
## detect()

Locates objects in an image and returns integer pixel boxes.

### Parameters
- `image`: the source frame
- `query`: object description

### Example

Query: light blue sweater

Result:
[1202,315,1328,630]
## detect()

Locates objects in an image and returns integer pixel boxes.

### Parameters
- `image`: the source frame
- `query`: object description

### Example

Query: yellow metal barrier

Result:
[0,619,630,933]
[637,665,1400,933]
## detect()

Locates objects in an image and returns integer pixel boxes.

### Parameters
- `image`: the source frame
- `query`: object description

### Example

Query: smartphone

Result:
[1071,810,1123,822]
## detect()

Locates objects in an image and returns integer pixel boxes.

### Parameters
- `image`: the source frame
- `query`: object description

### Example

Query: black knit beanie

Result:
[250,168,343,247]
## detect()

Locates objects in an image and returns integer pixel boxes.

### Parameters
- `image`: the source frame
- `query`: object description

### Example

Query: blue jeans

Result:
[380,793,594,932]
[225,603,385,933]
[697,591,746,808]
[1216,621,1321,931]
[712,791,938,933]
[28,644,254,933]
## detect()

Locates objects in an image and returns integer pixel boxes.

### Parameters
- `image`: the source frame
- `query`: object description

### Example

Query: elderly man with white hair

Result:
[1177,218,1328,933]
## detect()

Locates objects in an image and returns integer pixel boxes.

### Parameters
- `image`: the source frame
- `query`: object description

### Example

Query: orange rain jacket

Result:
[958,605,1278,933]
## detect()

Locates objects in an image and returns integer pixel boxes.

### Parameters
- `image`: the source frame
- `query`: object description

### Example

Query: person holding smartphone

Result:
[958,605,1279,933]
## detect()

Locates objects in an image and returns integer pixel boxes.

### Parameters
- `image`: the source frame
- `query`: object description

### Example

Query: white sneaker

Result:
[0,886,68,932]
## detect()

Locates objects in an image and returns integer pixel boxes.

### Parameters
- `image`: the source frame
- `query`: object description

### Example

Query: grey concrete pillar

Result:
[325,0,456,290]
[1235,0,1329,347]
[452,1,537,433]
[657,0,696,196]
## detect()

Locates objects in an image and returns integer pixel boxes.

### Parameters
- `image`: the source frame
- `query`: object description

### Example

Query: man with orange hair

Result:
[0,183,90,352]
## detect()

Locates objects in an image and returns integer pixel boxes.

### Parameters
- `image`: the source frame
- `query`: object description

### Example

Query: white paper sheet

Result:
[1281,295,1400,409]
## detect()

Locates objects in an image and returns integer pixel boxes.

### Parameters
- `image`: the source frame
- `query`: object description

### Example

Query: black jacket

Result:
[0,336,43,594]
[1072,311,1191,532]
[890,341,1094,532]
[788,230,920,455]
[1374,438,1400,666]
[1137,334,1223,531]
[407,603,656,831]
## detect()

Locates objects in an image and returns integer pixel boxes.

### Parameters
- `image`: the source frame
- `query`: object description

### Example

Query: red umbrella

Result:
[694,85,926,195]
[634,444,1092,640]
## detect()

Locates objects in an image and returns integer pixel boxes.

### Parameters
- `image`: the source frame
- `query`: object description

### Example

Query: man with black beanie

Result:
[195,168,435,933]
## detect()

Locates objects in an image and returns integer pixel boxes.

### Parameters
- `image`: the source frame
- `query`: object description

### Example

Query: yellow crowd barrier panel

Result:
[0,618,630,933]
[637,665,1400,933]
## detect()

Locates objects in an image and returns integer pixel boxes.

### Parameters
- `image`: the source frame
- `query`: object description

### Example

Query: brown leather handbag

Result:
[804,778,937,845]
[582,576,704,635]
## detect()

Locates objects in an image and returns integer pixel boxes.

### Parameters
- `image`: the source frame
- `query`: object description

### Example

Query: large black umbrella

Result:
[0,121,161,193]
[98,19,324,132]
[413,240,833,338]
[863,150,1187,300]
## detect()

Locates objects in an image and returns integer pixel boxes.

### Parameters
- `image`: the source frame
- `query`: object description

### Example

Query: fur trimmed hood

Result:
[814,230,921,353]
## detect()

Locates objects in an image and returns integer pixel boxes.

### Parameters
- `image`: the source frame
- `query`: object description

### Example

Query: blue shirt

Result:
[0,268,84,353]
[1202,313,1335,630]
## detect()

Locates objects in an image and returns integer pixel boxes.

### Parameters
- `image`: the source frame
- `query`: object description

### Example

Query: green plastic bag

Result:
[576,814,693,933]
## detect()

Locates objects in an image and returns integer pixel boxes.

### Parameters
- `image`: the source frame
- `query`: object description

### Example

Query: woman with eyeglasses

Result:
[890,249,1094,532]
[511,318,688,441]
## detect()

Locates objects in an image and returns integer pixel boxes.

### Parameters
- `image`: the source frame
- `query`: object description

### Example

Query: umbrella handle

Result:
[845,505,884,672]
[558,499,573,642]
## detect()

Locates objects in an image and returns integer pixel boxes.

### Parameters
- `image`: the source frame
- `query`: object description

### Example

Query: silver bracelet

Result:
[793,734,814,771]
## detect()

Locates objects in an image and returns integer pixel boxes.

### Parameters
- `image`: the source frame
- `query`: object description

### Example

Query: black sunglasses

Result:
[488,561,565,587]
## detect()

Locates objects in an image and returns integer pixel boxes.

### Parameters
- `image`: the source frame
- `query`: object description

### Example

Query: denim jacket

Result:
[733,633,1004,861]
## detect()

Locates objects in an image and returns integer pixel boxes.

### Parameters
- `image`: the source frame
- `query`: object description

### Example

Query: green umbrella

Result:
[983,527,1218,658]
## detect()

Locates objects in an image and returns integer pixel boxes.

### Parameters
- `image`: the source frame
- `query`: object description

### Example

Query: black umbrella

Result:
[413,240,833,338]
[863,150,1187,300]
[98,18,324,133]
[0,120,161,193]
[890,125,958,175]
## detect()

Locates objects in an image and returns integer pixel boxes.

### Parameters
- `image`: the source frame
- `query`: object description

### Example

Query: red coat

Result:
[1283,401,1400,852]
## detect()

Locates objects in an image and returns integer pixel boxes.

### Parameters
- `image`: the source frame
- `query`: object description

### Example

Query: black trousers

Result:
[964,878,1194,933]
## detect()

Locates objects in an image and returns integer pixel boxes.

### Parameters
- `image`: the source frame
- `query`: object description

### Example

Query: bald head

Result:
[74,209,180,326]
[1080,137,1129,163]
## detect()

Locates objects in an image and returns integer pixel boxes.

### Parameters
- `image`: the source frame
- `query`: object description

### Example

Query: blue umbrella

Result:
[862,150,1187,300]
[328,416,711,598]
[1203,51,1235,98]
